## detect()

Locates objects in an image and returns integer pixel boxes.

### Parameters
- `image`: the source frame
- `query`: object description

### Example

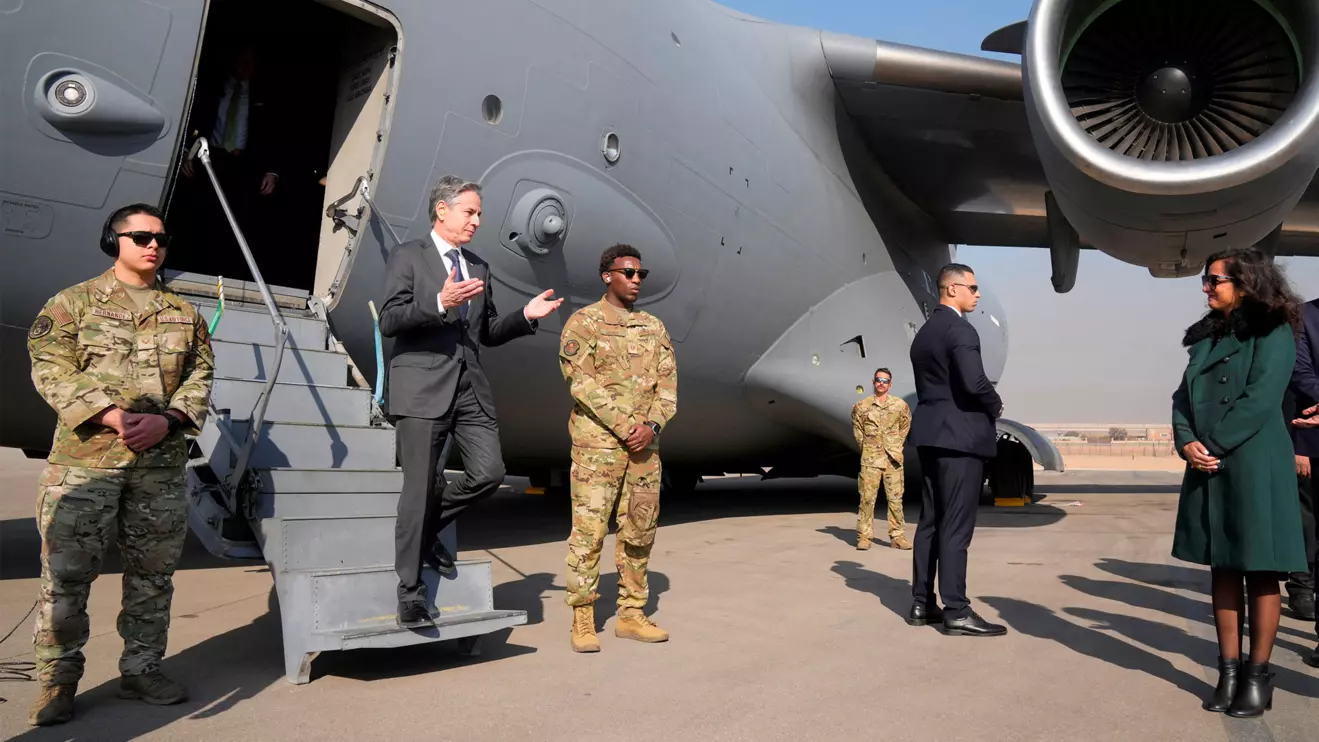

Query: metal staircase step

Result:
[212,339,349,386]
[272,558,527,683]
[258,468,403,494]
[212,377,372,426]
[252,491,400,520]
[199,420,396,472]
[195,302,328,349]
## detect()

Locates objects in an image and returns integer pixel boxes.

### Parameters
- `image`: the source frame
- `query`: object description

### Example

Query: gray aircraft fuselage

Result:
[34,0,1310,479]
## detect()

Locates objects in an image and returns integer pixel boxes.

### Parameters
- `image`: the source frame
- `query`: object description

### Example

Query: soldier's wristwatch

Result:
[645,421,661,437]
[163,414,181,435]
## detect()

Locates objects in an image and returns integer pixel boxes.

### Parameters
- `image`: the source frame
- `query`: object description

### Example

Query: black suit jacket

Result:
[908,305,1004,458]
[185,72,282,178]
[1288,299,1319,456]
[379,237,535,420]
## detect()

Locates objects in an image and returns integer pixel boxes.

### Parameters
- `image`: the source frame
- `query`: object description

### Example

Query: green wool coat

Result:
[1171,312,1307,573]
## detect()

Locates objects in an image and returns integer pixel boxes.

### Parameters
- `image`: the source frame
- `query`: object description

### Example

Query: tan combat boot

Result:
[857,535,872,551]
[891,533,913,550]
[616,609,669,643]
[118,670,188,705]
[29,684,76,726]
[571,605,600,653]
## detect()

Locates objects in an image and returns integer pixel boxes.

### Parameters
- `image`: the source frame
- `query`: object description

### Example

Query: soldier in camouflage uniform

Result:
[25,204,214,726]
[852,367,912,551]
[558,244,678,653]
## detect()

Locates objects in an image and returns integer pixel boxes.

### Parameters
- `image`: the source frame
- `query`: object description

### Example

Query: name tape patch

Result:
[158,315,192,324]
[91,307,133,321]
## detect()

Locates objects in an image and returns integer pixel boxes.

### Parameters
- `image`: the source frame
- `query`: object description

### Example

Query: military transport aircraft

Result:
[6,0,1319,506]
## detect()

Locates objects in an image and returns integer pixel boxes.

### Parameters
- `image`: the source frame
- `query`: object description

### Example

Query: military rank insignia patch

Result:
[563,339,580,356]
[29,314,53,339]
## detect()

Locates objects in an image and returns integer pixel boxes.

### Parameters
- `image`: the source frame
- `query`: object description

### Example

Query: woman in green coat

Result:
[1172,247,1307,718]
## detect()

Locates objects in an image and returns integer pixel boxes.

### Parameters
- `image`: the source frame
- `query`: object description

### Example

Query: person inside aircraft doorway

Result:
[1172,247,1307,719]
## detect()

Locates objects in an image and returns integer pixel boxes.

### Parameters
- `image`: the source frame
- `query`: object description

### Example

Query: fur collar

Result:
[1182,303,1290,347]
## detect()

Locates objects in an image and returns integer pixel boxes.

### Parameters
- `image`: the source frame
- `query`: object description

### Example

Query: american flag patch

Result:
[158,315,192,324]
[49,304,74,326]
[92,308,132,321]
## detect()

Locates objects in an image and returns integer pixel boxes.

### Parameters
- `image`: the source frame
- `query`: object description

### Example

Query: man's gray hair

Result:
[428,175,481,220]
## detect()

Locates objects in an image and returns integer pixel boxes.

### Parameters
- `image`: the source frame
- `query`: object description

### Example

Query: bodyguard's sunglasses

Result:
[118,231,172,248]
[607,268,649,280]
[874,378,891,385]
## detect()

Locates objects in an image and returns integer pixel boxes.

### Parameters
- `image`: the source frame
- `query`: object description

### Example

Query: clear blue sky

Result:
[720,0,1319,424]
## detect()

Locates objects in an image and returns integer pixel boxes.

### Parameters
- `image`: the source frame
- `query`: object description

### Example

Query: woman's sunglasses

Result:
[1202,273,1232,288]
[118,231,172,248]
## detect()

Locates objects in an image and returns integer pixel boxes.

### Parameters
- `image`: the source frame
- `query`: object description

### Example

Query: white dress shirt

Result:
[430,231,533,323]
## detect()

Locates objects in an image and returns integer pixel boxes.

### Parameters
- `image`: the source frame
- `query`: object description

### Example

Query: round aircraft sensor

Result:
[507,188,569,255]
[45,73,95,115]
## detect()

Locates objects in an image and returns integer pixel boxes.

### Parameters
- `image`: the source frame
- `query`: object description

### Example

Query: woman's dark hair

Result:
[1204,247,1302,330]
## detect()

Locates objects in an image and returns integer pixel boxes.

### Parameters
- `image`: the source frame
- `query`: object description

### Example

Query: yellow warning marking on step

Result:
[524,486,546,495]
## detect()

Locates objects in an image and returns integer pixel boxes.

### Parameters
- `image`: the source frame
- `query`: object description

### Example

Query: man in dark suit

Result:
[1285,297,1319,628]
[379,175,563,628]
[906,263,1007,637]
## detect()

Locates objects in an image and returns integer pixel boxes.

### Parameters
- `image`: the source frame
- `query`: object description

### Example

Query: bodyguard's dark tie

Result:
[446,249,468,321]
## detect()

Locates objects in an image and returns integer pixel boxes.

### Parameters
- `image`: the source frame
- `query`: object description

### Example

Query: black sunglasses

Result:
[118,231,172,248]
[874,378,891,384]
[607,268,649,280]
[1202,273,1232,288]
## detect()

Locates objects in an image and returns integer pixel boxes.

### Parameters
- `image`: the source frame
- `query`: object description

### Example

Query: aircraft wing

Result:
[820,29,1319,264]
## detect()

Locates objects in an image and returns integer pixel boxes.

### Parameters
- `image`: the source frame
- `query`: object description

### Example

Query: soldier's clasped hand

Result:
[440,266,483,311]
[625,424,654,452]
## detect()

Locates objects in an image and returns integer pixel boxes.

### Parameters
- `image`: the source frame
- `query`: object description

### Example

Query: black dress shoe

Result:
[940,611,1007,636]
[423,543,456,576]
[397,600,433,629]
[1227,661,1274,718]
[1203,656,1240,712]
[1290,592,1316,621]
[1306,645,1319,669]
[906,603,945,626]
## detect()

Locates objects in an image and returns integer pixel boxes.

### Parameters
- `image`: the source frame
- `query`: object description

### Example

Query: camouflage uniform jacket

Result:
[558,297,677,449]
[852,394,910,469]
[27,268,215,468]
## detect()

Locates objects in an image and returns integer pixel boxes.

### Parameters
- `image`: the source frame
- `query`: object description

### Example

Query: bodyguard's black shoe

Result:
[1203,656,1240,712]
[940,611,1007,636]
[1227,661,1274,718]
[1306,644,1319,669]
[906,603,944,626]
[1290,592,1316,621]
[397,600,433,629]
[423,543,456,576]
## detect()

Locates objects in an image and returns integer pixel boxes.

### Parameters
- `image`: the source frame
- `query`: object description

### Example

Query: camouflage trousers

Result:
[32,464,189,686]
[858,464,905,542]
[564,446,661,610]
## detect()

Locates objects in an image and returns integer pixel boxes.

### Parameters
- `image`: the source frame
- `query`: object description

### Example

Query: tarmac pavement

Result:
[0,451,1316,741]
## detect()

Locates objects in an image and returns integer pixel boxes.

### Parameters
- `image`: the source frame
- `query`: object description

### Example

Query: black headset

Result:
[100,203,166,257]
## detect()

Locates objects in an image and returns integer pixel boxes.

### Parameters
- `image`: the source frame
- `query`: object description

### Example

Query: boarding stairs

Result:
[178,139,525,685]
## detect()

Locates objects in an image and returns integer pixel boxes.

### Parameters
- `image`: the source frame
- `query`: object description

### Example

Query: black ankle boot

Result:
[1203,656,1240,712]
[1227,661,1274,718]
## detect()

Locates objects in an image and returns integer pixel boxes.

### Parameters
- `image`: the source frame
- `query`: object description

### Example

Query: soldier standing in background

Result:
[558,244,677,653]
[25,204,214,726]
[852,368,913,551]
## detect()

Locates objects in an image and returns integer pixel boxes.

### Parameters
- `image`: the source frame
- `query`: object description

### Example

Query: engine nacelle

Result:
[1022,0,1319,276]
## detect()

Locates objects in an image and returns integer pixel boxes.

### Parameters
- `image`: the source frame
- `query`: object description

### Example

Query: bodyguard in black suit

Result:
[379,175,562,628]
[906,263,1007,636]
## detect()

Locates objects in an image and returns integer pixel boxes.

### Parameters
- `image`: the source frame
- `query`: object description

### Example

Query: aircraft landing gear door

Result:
[0,0,204,452]
[316,29,400,301]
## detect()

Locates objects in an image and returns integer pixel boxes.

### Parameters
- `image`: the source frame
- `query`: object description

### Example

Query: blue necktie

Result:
[447,249,468,321]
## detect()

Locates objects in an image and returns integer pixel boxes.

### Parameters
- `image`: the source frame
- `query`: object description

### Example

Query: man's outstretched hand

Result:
[440,266,483,311]
[525,289,564,321]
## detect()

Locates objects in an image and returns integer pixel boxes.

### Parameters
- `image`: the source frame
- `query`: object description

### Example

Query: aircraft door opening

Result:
[162,0,399,306]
